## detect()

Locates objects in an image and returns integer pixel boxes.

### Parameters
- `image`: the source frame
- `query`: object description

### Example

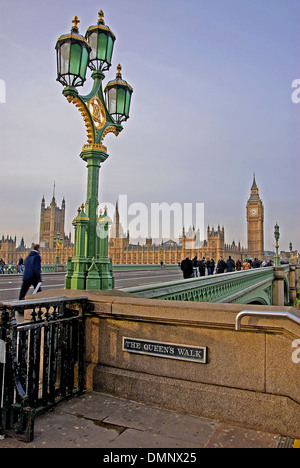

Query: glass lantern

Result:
[56,16,91,88]
[104,65,133,124]
[85,11,116,72]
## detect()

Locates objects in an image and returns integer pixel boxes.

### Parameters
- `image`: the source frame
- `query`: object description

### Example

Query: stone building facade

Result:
[108,204,245,265]
[0,176,267,266]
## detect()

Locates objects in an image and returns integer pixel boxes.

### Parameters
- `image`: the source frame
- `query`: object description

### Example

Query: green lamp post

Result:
[289,242,293,265]
[55,11,133,291]
[53,233,63,265]
[274,223,280,267]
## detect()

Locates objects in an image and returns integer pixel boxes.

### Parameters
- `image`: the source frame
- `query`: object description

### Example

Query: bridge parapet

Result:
[81,292,300,438]
[122,267,276,305]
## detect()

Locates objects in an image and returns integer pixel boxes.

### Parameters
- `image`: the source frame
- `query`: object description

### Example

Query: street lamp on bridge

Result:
[274,223,280,267]
[55,11,133,290]
[53,233,63,265]
[289,242,293,265]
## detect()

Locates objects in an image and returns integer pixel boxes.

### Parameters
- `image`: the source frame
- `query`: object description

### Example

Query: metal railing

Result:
[122,267,275,303]
[236,310,300,331]
[0,296,88,442]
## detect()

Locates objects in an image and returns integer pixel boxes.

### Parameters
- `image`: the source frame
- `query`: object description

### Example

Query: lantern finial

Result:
[116,64,122,78]
[98,10,105,24]
[71,16,80,33]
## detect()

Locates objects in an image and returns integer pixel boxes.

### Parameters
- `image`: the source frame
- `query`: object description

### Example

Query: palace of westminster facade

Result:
[0,176,284,266]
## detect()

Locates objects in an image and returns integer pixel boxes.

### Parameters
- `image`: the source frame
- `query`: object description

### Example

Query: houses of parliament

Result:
[0,176,266,266]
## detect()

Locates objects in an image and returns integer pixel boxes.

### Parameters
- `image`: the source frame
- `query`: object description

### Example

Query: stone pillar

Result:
[289,266,297,304]
[272,267,285,307]
[296,265,300,292]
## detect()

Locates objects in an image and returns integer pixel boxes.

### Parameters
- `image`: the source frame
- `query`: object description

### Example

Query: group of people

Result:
[180,256,216,279]
[180,255,265,279]
[0,258,24,274]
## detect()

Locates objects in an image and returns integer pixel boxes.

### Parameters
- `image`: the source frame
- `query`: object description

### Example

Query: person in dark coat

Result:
[252,258,261,268]
[207,258,215,275]
[216,256,226,274]
[198,257,206,277]
[180,256,193,279]
[226,256,236,272]
[19,244,42,300]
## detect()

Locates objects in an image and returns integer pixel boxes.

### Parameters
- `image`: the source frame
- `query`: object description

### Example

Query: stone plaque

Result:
[123,337,207,364]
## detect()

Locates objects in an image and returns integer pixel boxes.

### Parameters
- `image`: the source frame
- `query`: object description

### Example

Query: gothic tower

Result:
[39,185,66,248]
[246,174,264,259]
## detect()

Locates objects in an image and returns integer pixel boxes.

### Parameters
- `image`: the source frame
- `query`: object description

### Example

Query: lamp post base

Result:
[65,257,114,291]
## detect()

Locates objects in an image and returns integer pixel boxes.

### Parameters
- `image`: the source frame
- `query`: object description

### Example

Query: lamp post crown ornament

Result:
[71,16,80,33]
[116,64,122,78]
[98,10,105,25]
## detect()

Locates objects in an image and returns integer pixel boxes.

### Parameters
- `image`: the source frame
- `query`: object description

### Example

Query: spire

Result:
[52,181,56,202]
[251,172,258,190]
[250,173,259,199]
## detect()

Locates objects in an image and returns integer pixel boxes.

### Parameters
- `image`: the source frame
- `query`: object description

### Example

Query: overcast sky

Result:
[0,0,299,252]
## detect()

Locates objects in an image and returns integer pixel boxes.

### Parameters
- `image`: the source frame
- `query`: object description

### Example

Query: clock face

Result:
[250,208,258,216]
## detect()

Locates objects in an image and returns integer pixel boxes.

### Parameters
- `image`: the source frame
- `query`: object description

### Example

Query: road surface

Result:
[0,268,183,302]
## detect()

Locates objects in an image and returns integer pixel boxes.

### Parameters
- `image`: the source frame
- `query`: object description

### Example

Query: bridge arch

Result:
[245,298,269,306]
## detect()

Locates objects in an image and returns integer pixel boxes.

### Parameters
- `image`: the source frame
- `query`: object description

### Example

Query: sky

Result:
[0,0,299,252]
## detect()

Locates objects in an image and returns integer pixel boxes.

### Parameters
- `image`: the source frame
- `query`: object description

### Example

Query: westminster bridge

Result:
[1,263,299,442]
[122,264,299,307]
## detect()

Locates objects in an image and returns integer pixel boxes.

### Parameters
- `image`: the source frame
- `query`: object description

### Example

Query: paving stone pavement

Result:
[0,392,293,449]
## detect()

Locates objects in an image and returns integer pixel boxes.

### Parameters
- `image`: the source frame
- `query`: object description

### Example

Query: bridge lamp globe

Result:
[274,223,280,242]
[104,64,133,124]
[55,16,91,88]
[85,10,116,73]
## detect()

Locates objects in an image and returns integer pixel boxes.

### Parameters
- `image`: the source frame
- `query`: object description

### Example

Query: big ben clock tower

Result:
[246,174,264,259]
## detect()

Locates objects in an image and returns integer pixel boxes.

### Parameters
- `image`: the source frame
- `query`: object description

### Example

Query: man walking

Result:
[180,256,193,279]
[216,256,226,274]
[19,244,42,300]
[198,257,206,277]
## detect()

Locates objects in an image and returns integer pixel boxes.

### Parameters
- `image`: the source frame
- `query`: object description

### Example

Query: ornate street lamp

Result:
[55,11,133,291]
[274,223,280,267]
[53,233,63,265]
[289,242,293,265]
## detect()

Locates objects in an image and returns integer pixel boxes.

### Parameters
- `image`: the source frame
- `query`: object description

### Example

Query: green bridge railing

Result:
[121,266,290,305]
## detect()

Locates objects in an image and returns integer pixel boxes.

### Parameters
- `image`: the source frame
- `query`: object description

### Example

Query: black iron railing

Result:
[0,296,88,442]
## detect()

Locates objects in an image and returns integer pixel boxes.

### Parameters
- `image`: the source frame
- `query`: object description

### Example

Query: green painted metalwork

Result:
[122,267,291,306]
[55,13,132,291]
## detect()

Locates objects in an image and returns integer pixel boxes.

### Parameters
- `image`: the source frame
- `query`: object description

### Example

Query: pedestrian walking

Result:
[198,257,206,277]
[236,259,242,271]
[207,258,215,275]
[192,256,198,277]
[216,256,226,274]
[226,256,236,272]
[252,258,261,268]
[180,256,193,279]
[17,257,24,274]
[19,244,42,300]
